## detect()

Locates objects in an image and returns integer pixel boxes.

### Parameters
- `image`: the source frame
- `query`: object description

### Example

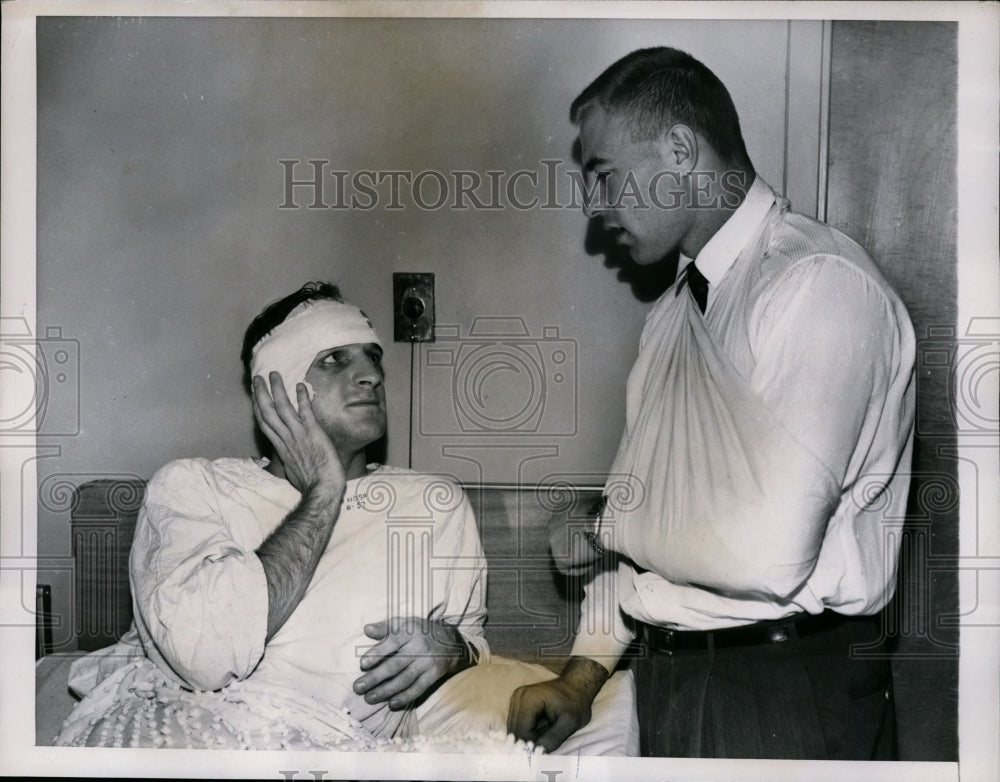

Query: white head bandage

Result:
[250,299,382,399]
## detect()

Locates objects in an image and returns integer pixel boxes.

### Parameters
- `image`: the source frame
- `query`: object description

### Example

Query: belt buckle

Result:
[767,625,790,644]
[646,625,676,655]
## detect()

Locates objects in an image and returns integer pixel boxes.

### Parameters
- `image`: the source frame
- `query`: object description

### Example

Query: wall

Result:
[826,21,959,761]
[33,17,825,651]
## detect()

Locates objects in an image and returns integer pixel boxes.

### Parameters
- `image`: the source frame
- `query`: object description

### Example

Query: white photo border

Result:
[2,2,997,780]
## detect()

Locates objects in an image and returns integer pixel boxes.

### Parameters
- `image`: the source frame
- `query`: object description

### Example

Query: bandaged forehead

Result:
[250,300,382,397]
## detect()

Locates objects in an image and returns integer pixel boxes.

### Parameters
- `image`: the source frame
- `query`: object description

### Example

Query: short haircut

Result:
[240,281,344,381]
[570,47,751,166]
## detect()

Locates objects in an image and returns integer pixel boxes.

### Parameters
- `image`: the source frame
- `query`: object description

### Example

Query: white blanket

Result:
[55,646,637,754]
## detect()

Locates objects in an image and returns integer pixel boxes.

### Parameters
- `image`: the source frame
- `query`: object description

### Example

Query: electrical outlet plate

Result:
[393,272,435,342]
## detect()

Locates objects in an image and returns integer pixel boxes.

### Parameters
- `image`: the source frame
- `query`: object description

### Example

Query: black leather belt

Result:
[640,611,869,654]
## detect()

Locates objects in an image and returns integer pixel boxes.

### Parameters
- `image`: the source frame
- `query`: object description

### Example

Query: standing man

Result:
[508,47,915,759]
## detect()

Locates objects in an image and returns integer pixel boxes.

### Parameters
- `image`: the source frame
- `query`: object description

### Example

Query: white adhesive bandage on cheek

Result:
[250,300,382,401]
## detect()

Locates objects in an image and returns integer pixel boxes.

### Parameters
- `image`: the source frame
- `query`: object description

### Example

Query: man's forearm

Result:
[256,486,344,640]
[560,656,610,701]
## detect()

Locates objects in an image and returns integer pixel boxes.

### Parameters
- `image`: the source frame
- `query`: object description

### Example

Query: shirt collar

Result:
[680,175,776,285]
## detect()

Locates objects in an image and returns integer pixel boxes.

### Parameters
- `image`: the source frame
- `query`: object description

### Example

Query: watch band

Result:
[584,494,609,554]
[584,530,608,554]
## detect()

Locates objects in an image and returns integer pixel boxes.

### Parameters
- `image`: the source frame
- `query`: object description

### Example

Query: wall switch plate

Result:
[393,272,435,342]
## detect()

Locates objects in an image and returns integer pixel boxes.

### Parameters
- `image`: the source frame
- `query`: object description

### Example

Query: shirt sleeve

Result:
[129,459,269,691]
[746,255,905,580]
[426,483,491,665]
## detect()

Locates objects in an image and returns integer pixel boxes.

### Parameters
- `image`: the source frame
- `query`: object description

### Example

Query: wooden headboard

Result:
[70,479,602,672]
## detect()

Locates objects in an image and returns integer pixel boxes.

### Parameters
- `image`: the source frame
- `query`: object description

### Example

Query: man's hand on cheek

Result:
[352,618,471,710]
[251,372,345,498]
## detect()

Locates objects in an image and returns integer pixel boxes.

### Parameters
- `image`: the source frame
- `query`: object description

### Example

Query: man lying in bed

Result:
[55,281,636,754]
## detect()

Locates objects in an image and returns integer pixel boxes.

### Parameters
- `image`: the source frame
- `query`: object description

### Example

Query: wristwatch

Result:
[583,495,609,555]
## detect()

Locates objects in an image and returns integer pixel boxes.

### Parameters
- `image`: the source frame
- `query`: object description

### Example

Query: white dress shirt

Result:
[572,178,916,668]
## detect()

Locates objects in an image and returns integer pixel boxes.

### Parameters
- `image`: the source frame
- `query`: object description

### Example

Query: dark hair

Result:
[570,47,751,167]
[240,281,344,382]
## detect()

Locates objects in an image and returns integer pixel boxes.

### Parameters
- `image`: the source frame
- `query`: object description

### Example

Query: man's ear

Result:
[659,124,699,174]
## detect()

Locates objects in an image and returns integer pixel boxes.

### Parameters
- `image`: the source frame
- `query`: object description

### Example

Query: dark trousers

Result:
[632,614,897,759]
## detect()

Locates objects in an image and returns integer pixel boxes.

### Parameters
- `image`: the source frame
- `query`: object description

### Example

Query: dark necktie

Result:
[685,262,709,313]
